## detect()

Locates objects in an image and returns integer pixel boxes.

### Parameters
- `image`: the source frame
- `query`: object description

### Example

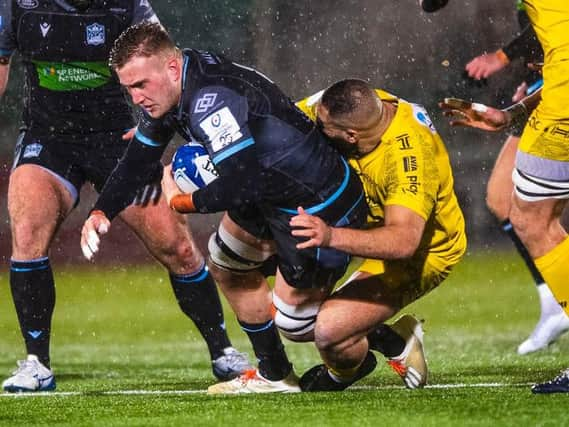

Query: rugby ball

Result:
[171,143,219,193]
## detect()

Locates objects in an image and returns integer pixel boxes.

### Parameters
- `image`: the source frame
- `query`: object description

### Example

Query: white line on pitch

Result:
[0,382,534,398]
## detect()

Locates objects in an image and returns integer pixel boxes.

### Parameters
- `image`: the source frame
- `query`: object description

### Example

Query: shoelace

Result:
[12,359,39,376]
[387,359,407,376]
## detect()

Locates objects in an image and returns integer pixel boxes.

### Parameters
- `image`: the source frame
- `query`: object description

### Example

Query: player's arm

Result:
[439,90,541,132]
[81,117,173,260]
[291,204,425,259]
[169,90,263,214]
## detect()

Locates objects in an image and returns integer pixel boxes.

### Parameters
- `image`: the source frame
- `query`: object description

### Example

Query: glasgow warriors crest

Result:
[86,23,105,46]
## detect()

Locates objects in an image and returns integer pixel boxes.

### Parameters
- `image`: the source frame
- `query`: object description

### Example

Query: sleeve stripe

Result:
[135,129,163,147]
[212,137,254,165]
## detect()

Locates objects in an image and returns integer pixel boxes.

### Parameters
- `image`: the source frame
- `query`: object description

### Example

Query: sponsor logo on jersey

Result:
[17,0,39,9]
[403,156,417,172]
[23,142,43,159]
[40,23,51,38]
[412,104,436,133]
[194,93,218,113]
[397,133,412,150]
[86,23,105,46]
[402,175,421,195]
[200,107,243,152]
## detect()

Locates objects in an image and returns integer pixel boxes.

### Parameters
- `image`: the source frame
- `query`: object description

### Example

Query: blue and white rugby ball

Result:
[171,143,219,193]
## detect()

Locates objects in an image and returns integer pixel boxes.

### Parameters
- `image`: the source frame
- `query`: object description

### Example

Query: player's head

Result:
[110,22,182,118]
[317,79,383,157]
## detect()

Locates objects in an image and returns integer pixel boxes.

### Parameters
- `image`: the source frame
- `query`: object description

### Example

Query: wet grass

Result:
[0,250,567,426]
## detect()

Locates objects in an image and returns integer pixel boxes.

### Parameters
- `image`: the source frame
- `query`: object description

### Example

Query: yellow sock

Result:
[328,363,361,383]
[534,236,569,315]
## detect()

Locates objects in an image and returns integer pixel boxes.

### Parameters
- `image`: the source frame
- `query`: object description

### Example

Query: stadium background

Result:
[0,0,526,265]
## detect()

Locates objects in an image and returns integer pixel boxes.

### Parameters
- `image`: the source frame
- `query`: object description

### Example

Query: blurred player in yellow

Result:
[292,79,466,391]
[440,0,569,394]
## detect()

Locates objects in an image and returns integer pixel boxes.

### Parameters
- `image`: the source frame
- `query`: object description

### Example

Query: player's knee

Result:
[10,220,50,258]
[208,223,273,273]
[273,292,319,342]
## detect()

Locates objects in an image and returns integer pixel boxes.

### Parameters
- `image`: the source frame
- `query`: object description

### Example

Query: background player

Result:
[0,0,249,393]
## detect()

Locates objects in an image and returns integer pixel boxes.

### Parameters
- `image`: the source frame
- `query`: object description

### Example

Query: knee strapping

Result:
[272,292,320,340]
[208,222,274,272]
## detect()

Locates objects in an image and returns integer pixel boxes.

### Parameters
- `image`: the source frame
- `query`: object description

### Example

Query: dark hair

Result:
[321,79,377,118]
[109,22,176,70]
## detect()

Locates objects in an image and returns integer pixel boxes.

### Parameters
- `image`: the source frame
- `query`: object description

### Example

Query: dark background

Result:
[0,0,528,266]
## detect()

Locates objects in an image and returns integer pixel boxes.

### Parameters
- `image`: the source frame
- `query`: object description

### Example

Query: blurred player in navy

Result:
[0,0,249,393]
[461,1,569,355]
[81,22,368,394]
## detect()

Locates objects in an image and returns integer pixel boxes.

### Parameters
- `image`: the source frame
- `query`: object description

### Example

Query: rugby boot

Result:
[207,368,300,394]
[532,369,569,394]
[2,355,55,393]
[387,314,428,389]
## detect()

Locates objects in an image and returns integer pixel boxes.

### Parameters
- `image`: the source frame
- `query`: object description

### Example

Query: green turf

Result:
[0,251,567,426]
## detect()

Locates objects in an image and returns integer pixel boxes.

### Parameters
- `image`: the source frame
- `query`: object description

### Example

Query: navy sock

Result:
[501,220,545,286]
[367,324,406,358]
[10,257,55,368]
[239,319,292,380]
[170,265,231,360]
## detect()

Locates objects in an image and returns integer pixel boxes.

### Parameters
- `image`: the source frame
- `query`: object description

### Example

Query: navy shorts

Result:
[12,128,131,197]
[228,161,368,289]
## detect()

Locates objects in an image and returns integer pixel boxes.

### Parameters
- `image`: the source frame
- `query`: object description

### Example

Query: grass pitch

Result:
[0,251,568,426]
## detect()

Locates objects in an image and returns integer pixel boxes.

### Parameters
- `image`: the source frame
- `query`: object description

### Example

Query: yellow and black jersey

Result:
[297,89,466,272]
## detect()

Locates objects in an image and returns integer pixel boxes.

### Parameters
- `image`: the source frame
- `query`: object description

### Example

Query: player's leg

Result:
[207,212,299,393]
[486,135,569,354]
[3,136,77,392]
[119,202,251,380]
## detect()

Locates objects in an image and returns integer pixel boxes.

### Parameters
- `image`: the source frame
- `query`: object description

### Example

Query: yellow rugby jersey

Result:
[523,0,569,120]
[297,90,466,269]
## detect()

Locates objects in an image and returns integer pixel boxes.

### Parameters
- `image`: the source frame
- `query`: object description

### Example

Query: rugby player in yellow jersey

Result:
[440,0,569,394]
[292,79,466,391]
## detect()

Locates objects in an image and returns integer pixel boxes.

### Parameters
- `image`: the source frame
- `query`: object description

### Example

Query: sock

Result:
[367,324,406,358]
[328,364,361,383]
[501,220,546,286]
[537,283,564,315]
[10,257,55,368]
[239,319,292,380]
[535,236,569,316]
[170,264,231,360]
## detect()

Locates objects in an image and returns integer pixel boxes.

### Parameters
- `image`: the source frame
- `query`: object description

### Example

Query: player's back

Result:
[179,49,350,210]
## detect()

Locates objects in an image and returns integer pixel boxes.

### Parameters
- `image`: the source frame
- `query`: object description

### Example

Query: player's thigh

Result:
[319,272,397,342]
[119,196,203,273]
[486,135,519,220]
[8,164,75,258]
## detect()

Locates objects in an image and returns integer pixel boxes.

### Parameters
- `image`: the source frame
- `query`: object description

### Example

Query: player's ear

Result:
[166,56,181,82]
[346,129,358,144]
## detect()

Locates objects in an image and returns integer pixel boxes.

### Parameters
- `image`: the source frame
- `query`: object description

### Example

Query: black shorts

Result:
[228,162,368,290]
[12,128,130,197]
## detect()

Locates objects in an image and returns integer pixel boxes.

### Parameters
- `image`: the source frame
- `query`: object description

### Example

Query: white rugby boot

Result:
[2,355,55,393]
[207,368,300,394]
[386,314,428,389]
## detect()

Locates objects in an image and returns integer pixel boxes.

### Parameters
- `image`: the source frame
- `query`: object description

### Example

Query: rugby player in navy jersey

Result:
[81,22,368,394]
[0,0,249,393]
